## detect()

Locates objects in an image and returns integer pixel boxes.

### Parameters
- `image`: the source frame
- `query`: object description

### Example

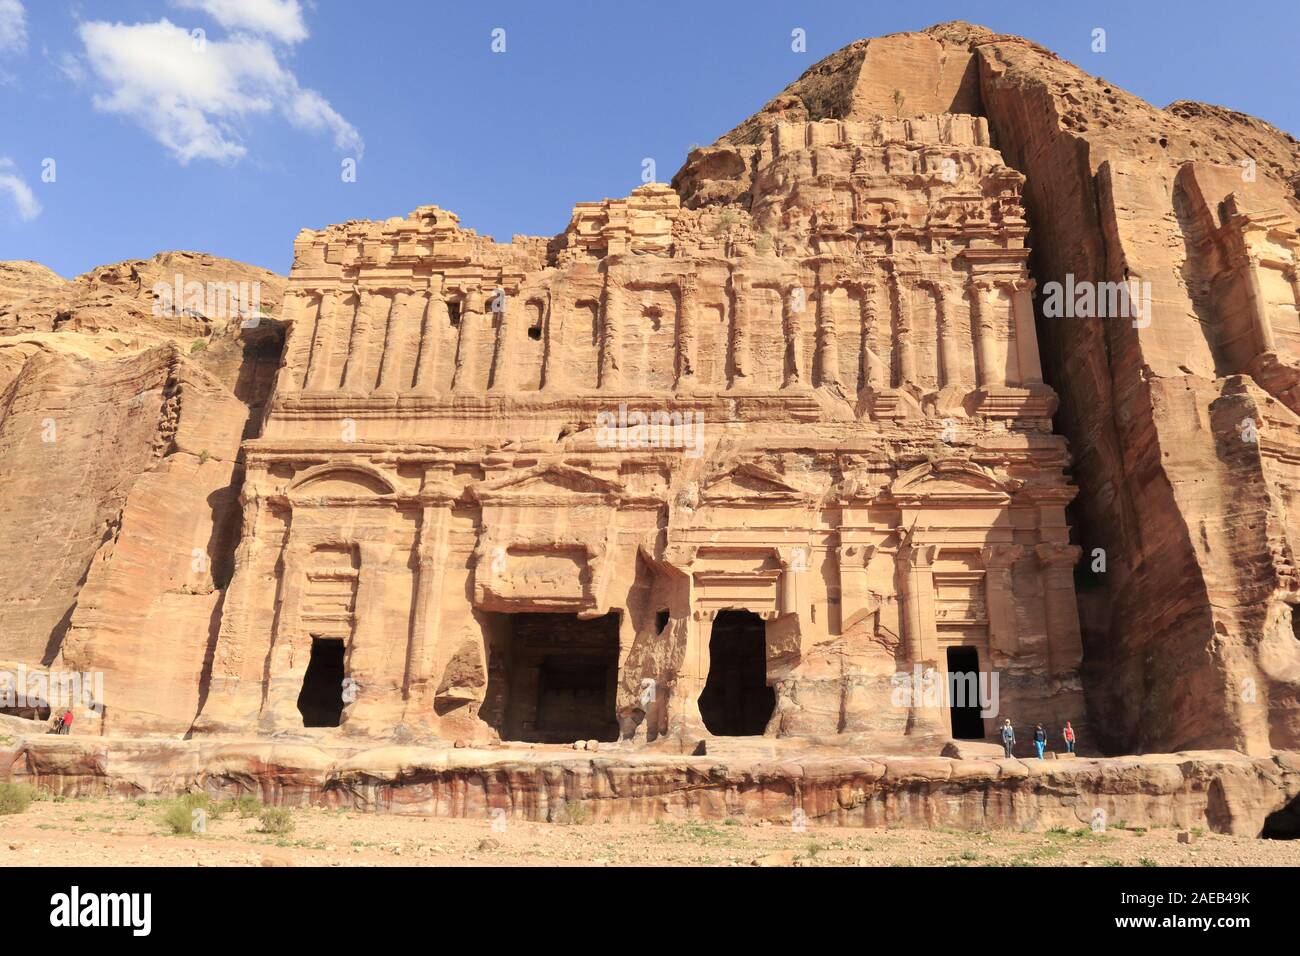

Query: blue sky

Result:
[1,0,1297,278]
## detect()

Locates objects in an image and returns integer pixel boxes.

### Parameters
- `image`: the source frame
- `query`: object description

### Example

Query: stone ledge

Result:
[2,736,1296,837]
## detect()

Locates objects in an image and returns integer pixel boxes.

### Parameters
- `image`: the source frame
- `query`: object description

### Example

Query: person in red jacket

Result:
[59,709,73,735]
[1063,721,1076,754]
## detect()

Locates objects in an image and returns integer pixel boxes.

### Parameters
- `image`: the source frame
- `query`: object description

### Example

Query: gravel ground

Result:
[2,795,1299,867]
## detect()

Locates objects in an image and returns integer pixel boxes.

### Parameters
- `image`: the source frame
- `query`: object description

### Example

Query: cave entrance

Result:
[487,612,619,743]
[946,646,986,740]
[297,637,345,728]
[1261,793,1300,840]
[699,610,774,736]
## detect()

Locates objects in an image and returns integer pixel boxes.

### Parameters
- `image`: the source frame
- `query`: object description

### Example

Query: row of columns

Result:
[276,270,1045,397]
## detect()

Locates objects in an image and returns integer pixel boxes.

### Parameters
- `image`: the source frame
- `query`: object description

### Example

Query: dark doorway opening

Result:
[484,612,619,743]
[297,637,345,728]
[946,646,985,739]
[699,610,774,736]
[1261,793,1300,839]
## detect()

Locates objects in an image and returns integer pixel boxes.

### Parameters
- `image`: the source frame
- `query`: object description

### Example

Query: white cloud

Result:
[171,0,307,45]
[0,158,41,221]
[0,0,27,54]
[78,17,361,165]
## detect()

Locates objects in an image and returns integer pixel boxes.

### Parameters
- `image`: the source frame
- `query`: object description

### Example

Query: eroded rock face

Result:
[0,253,286,733]
[961,26,1300,755]
[5,736,1298,837]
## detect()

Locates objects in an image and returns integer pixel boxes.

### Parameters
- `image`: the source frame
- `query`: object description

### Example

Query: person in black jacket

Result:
[1033,723,1047,759]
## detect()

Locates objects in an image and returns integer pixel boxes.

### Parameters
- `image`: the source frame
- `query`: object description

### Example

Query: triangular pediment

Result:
[884,460,1017,503]
[701,462,809,502]
[471,463,625,501]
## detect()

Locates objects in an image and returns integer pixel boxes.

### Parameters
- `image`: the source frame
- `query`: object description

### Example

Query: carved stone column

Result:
[261,530,311,730]
[342,291,387,394]
[411,291,440,394]
[897,537,943,733]
[969,279,1002,388]
[932,282,962,387]
[375,291,413,395]
[600,277,625,389]
[1035,543,1084,680]
[778,546,803,617]
[488,287,515,392]
[452,289,485,392]
[782,285,806,388]
[304,290,340,392]
[892,274,916,387]
[344,539,397,730]
[1245,253,1277,354]
[814,279,840,388]
[676,274,699,390]
[859,280,883,392]
[541,290,567,392]
[981,544,1022,661]
[729,272,751,385]
[1008,278,1043,385]
[404,501,452,712]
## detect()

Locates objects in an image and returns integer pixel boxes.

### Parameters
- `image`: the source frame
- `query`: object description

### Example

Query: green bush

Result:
[258,807,294,835]
[190,338,208,353]
[160,792,225,834]
[232,794,262,818]
[0,783,34,815]
[179,792,225,819]
[161,802,199,835]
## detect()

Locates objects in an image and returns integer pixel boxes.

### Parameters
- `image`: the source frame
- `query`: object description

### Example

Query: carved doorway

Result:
[484,612,619,743]
[945,646,985,739]
[699,610,775,735]
[297,636,345,728]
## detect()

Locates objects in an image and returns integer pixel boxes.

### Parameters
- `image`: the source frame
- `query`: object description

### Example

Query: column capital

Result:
[897,537,938,570]
[981,544,1023,569]
[1035,542,1081,568]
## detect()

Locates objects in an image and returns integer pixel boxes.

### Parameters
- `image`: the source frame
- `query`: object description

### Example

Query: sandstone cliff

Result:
[0,252,285,733]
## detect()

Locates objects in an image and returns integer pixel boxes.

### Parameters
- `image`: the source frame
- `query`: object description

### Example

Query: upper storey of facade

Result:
[265,112,1055,446]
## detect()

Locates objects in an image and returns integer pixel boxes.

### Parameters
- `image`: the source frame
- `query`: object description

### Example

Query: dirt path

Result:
[3,796,1298,866]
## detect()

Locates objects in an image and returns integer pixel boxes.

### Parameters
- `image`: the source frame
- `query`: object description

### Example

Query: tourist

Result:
[1033,723,1047,759]
[60,708,73,735]
[1000,719,1015,758]
[1063,721,1076,754]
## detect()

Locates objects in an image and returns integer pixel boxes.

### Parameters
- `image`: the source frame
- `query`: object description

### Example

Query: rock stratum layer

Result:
[3,735,1298,837]
[2,22,1299,803]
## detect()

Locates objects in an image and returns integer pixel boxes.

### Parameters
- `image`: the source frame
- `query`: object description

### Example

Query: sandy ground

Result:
[2,795,1299,867]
